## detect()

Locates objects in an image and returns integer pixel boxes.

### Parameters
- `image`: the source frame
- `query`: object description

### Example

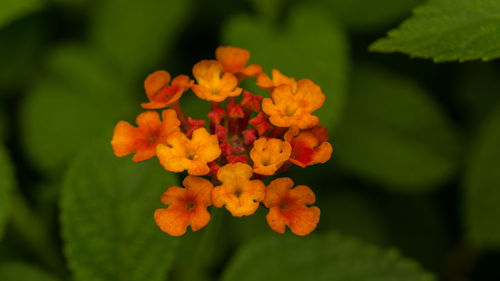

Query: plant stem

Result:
[268,126,287,138]
[171,101,190,132]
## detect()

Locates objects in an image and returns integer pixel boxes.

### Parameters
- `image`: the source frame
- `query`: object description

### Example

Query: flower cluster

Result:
[111,46,333,236]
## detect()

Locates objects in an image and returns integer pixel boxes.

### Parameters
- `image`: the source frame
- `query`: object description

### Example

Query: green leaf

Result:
[20,45,136,175]
[465,105,500,248]
[221,233,436,281]
[174,209,233,281]
[0,262,59,281]
[377,195,450,269]
[0,145,15,240]
[0,0,42,29]
[370,0,500,62]
[249,0,284,20]
[318,0,423,31]
[0,14,47,93]
[318,190,387,244]
[61,141,179,281]
[222,4,349,130]
[334,64,461,191]
[89,0,192,78]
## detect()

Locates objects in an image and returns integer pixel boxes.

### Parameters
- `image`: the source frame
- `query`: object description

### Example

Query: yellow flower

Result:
[262,79,325,129]
[212,163,266,217]
[156,128,221,175]
[191,60,242,102]
[250,137,291,175]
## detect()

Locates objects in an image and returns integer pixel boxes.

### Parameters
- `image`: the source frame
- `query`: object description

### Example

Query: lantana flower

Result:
[154,176,212,236]
[216,46,262,78]
[156,128,221,176]
[111,109,180,162]
[142,70,193,109]
[212,163,266,217]
[262,79,325,129]
[257,69,297,92]
[111,45,333,237]
[263,177,320,236]
[250,137,291,175]
[284,125,333,168]
[191,60,242,102]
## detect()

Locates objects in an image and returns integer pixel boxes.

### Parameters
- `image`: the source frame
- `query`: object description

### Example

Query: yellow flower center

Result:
[186,151,196,160]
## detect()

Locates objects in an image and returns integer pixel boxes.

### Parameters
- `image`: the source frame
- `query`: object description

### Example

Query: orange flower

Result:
[262,79,325,129]
[263,177,320,236]
[257,69,297,92]
[250,138,291,175]
[141,70,193,109]
[212,163,266,217]
[156,128,221,175]
[215,46,262,78]
[191,60,242,102]
[284,126,333,168]
[111,109,180,162]
[154,176,212,236]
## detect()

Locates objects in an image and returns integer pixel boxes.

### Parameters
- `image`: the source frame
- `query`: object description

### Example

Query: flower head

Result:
[156,128,221,175]
[284,125,333,168]
[216,46,262,78]
[192,60,242,102]
[142,70,193,109]
[250,137,291,175]
[263,177,320,236]
[262,79,325,129]
[154,176,212,236]
[212,163,266,217]
[111,109,180,162]
[112,46,332,237]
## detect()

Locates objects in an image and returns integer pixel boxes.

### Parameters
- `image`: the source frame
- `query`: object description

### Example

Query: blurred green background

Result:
[0,0,499,280]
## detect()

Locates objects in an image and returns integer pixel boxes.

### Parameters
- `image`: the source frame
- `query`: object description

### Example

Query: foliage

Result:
[0,262,59,281]
[371,0,500,62]
[0,0,499,280]
[222,233,435,281]
[20,45,136,175]
[316,0,423,31]
[0,0,42,29]
[465,105,500,248]
[61,142,179,281]
[334,64,461,191]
